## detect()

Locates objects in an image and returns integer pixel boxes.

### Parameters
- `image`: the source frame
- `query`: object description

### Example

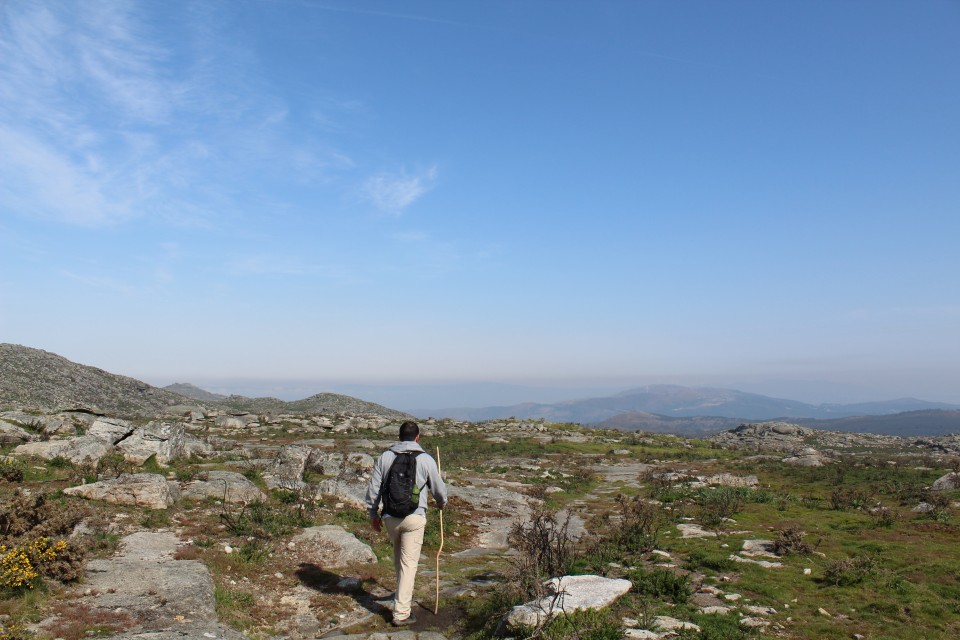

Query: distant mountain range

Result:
[0,344,409,419]
[418,384,960,436]
[420,384,959,422]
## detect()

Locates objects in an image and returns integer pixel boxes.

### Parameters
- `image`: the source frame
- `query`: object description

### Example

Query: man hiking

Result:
[366,420,447,626]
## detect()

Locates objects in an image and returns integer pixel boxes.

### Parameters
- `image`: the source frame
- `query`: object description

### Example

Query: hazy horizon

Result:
[146,373,960,409]
[2,2,958,404]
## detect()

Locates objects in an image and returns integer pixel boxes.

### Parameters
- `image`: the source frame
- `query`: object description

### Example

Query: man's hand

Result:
[371,516,382,532]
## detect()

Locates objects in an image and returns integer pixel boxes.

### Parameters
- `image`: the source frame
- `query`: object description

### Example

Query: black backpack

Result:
[380,451,423,517]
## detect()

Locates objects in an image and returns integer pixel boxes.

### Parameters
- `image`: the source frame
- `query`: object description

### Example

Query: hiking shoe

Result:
[392,614,416,627]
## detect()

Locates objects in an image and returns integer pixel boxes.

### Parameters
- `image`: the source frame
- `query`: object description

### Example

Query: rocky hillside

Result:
[0,344,411,421]
[0,344,188,416]
[214,392,412,420]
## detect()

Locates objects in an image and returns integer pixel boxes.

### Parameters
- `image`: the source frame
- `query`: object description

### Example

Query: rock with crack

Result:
[266,444,312,490]
[117,422,186,464]
[506,575,632,628]
[181,470,267,504]
[289,525,377,568]
[13,435,114,465]
[64,473,178,509]
[88,417,136,442]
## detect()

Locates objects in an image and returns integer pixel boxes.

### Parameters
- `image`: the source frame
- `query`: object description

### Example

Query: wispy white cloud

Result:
[362,166,438,214]
[0,1,352,228]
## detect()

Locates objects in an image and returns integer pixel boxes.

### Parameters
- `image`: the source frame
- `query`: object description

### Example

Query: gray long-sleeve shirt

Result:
[366,440,448,519]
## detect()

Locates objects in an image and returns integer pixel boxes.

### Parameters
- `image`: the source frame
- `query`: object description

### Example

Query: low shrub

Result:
[829,487,870,511]
[0,459,25,483]
[772,526,814,556]
[508,507,577,600]
[627,567,691,604]
[538,608,623,640]
[219,500,311,539]
[823,554,880,586]
[96,453,132,479]
[685,547,737,573]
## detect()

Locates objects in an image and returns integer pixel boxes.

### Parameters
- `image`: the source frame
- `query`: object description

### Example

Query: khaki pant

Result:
[384,513,426,621]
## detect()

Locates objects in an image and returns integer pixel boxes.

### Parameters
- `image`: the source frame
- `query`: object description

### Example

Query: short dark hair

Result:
[399,420,419,441]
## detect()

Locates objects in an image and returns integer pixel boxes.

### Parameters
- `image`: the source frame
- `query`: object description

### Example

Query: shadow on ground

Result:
[295,563,466,636]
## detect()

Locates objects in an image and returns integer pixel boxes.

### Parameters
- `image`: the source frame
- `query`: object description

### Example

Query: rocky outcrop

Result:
[13,435,114,464]
[64,473,177,509]
[181,470,267,503]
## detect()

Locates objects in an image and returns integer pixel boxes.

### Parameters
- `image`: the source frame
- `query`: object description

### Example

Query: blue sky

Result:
[1,0,958,405]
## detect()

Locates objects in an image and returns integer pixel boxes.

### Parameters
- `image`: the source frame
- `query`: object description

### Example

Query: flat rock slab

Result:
[69,532,246,639]
[730,554,783,569]
[331,633,448,640]
[507,575,631,628]
[588,462,654,486]
[741,539,779,558]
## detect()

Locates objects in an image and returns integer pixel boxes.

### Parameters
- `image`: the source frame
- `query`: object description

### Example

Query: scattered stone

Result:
[699,606,732,615]
[818,607,832,618]
[653,616,700,632]
[742,605,776,615]
[740,616,771,629]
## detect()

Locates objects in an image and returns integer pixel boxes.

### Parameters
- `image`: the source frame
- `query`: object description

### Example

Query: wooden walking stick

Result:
[435,446,444,615]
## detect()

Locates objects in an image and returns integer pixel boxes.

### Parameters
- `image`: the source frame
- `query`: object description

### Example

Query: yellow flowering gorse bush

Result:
[0,537,70,590]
